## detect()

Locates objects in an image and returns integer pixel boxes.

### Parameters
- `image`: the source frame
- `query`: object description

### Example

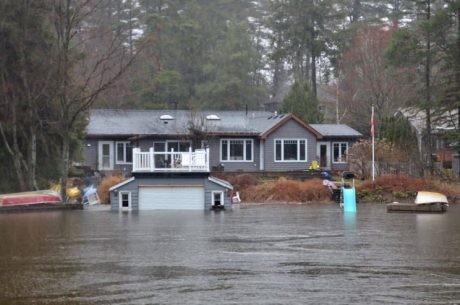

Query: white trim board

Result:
[109,177,135,192]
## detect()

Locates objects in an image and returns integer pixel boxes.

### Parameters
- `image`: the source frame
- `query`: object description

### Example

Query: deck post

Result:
[170,148,174,168]
[149,147,154,172]
[206,148,210,172]
[189,147,192,172]
[133,148,139,171]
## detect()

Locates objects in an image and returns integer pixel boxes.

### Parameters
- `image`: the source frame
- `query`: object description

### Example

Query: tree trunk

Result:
[27,131,38,190]
[60,131,70,203]
[310,26,317,98]
[456,6,460,177]
[425,0,434,175]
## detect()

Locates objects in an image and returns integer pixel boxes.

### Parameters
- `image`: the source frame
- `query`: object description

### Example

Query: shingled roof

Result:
[309,124,363,138]
[87,109,291,137]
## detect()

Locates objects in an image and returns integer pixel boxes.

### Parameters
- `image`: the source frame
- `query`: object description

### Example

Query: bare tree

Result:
[49,0,142,200]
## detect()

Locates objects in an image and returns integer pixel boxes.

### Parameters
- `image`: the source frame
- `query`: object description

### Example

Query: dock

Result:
[386,202,447,213]
[0,203,84,213]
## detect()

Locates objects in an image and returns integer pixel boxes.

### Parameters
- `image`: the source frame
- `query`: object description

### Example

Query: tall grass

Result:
[242,178,331,203]
[98,175,125,204]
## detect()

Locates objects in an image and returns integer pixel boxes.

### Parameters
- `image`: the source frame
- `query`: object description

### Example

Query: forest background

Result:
[0,0,459,193]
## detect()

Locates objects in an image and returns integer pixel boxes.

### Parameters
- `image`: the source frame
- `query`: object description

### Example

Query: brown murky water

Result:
[0,204,459,305]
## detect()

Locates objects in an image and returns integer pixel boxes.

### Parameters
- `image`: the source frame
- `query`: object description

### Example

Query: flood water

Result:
[0,204,460,305]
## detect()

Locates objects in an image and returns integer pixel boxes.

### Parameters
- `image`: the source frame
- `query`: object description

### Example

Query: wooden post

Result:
[189,147,192,172]
[149,147,154,172]
[206,148,210,172]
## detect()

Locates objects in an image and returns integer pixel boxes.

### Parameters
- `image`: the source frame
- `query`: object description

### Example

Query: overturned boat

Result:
[387,191,448,213]
[0,190,61,207]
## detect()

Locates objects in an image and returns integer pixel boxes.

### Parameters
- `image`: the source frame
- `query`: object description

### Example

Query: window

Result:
[166,141,191,152]
[220,139,253,162]
[119,191,131,210]
[116,142,133,164]
[274,139,307,162]
[333,142,348,163]
[212,191,224,207]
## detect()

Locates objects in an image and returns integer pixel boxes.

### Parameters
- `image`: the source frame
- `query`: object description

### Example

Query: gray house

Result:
[83,109,362,210]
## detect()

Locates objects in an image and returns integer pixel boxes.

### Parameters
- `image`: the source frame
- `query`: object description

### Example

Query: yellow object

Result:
[66,187,81,198]
[309,160,320,170]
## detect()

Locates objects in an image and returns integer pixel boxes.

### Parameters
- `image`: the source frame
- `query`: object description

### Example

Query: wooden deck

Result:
[386,202,447,213]
[0,203,83,213]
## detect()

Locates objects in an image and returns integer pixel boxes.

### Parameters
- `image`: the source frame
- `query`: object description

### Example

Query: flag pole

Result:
[371,105,375,181]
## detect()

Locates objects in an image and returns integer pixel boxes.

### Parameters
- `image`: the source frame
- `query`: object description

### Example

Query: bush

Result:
[242,178,330,203]
[98,175,125,204]
[227,174,258,191]
[358,175,460,203]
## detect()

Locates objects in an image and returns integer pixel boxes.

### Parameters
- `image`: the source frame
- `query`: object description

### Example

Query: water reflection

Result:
[0,204,459,305]
[343,212,357,233]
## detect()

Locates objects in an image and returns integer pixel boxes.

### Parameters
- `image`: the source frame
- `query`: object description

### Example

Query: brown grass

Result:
[98,175,126,204]
[242,177,331,203]
[358,175,460,202]
[226,174,259,191]
[359,175,426,193]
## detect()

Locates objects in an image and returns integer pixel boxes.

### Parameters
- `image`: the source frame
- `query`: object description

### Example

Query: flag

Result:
[370,106,374,137]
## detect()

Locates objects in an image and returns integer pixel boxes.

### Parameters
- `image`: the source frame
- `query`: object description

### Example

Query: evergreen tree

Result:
[280,82,323,123]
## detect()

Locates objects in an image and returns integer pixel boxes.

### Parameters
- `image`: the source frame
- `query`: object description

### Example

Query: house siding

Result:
[264,120,317,171]
[207,137,260,172]
[110,175,232,210]
[110,178,139,210]
[329,140,354,171]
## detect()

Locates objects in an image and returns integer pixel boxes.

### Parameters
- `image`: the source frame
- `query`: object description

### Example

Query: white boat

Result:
[414,191,448,205]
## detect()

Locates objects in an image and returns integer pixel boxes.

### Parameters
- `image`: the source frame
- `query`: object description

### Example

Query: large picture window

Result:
[116,142,133,164]
[275,139,307,162]
[333,142,348,163]
[221,139,253,162]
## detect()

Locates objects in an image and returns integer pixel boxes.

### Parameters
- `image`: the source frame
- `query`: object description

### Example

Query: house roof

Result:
[396,107,459,134]
[87,109,310,137]
[208,176,233,190]
[309,124,363,138]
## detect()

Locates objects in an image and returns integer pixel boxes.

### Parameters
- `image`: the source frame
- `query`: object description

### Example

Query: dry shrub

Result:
[243,178,330,203]
[359,175,426,193]
[429,181,460,198]
[227,174,258,191]
[98,175,125,204]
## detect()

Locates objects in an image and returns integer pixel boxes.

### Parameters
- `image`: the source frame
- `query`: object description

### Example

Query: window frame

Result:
[118,191,131,211]
[165,140,192,152]
[220,138,254,162]
[332,142,349,164]
[115,141,133,164]
[273,139,308,162]
[211,191,224,207]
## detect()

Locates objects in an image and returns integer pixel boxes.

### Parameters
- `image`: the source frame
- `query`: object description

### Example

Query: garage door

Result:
[138,186,205,210]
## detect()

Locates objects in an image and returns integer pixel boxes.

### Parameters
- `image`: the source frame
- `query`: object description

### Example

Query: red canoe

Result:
[0,190,61,206]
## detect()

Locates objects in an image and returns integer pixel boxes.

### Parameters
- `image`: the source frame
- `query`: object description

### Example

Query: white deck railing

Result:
[132,147,210,173]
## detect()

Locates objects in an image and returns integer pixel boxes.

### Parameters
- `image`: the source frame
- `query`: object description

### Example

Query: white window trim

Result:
[212,191,224,207]
[316,141,331,168]
[274,139,308,162]
[332,142,349,164]
[98,141,114,170]
[220,139,254,162]
[119,191,132,211]
[115,141,133,164]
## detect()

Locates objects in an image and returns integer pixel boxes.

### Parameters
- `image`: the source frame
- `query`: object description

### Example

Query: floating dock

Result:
[386,202,447,213]
[0,203,83,213]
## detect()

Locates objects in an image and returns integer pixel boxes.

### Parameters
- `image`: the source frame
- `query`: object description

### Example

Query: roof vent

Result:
[160,114,174,120]
[206,114,220,120]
